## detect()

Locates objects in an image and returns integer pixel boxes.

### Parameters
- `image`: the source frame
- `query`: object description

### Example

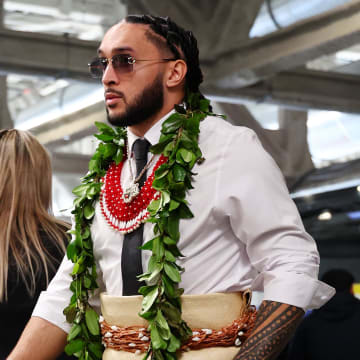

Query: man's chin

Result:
[107,116,123,126]
[106,110,126,126]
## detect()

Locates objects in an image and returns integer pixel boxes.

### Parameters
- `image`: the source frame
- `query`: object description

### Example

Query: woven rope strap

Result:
[100,306,257,354]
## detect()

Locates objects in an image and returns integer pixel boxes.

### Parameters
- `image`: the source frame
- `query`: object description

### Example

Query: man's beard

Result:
[106,74,164,127]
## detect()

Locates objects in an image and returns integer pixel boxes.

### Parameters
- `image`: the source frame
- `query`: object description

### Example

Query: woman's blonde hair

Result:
[0,129,69,301]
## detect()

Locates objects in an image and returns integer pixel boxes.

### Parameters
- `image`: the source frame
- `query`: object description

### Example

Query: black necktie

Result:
[121,138,150,295]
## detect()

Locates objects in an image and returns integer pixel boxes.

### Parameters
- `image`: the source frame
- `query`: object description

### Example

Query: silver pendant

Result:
[122,182,140,203]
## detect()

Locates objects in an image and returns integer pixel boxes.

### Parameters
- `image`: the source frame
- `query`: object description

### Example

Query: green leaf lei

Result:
[63,93,224,360]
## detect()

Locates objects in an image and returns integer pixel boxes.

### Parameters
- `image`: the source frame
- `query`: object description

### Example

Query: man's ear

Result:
[166,60,187,89]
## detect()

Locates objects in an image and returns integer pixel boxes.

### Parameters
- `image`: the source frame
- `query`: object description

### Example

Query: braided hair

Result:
[125,14,204,98]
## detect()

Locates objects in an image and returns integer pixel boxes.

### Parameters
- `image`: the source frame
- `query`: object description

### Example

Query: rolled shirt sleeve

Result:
[219,127,335,310]
[32,255,74,333]
[32,249,104,333]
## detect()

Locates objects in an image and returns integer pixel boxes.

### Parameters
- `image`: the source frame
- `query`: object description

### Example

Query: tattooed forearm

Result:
[233,300,304,360]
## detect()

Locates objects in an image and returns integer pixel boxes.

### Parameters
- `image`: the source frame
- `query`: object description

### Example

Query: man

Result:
[288,269,360,360]
[9,15,334,360]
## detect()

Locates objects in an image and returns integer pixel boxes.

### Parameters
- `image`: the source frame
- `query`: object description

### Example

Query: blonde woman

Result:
[0,129,70,358]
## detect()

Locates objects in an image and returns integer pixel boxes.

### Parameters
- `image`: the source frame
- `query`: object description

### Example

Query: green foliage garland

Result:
[63,93,224,360]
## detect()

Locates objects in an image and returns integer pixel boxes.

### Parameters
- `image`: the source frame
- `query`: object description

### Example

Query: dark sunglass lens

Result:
[112,55,133,73]
[89,58,106,78]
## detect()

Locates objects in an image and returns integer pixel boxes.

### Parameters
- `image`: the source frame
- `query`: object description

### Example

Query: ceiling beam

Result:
[0,27,98,80]
[45,124,98,150]
[31,101,105,145]
[0,75,13,128]
[205,69,360,113]
[51,152,90,174]
[203,0,360,87]
[0,0,4,26]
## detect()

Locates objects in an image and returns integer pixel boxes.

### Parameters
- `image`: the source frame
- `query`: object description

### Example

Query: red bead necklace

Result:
[100,154,167,233]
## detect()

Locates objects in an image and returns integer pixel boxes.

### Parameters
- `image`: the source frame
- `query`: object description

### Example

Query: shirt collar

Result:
[126,109,176,151]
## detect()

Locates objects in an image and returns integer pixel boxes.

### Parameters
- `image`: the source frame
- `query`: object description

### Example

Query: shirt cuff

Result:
[251,271,335,311]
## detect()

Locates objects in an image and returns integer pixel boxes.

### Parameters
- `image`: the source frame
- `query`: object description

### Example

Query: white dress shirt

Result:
[33,113,335,333]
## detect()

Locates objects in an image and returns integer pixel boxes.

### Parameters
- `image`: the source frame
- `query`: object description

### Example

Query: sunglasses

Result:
[88,54,176,78]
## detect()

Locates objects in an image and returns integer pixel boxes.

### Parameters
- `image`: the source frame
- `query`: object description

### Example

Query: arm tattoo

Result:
[233,300,304,360]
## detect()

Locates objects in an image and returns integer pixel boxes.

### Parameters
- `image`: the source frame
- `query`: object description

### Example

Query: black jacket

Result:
[287,291,360,360]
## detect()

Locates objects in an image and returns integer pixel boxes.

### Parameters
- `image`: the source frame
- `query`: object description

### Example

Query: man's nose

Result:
[102,61,119,86]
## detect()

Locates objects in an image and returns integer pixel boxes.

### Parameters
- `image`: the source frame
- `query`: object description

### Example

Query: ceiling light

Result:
[318,210,332,221]
[39,79,69,97]
[307,110,341,128]
[291,179,360,198]
[335,50,360,63]
[347,211,360,220]
[4,1,62,18]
